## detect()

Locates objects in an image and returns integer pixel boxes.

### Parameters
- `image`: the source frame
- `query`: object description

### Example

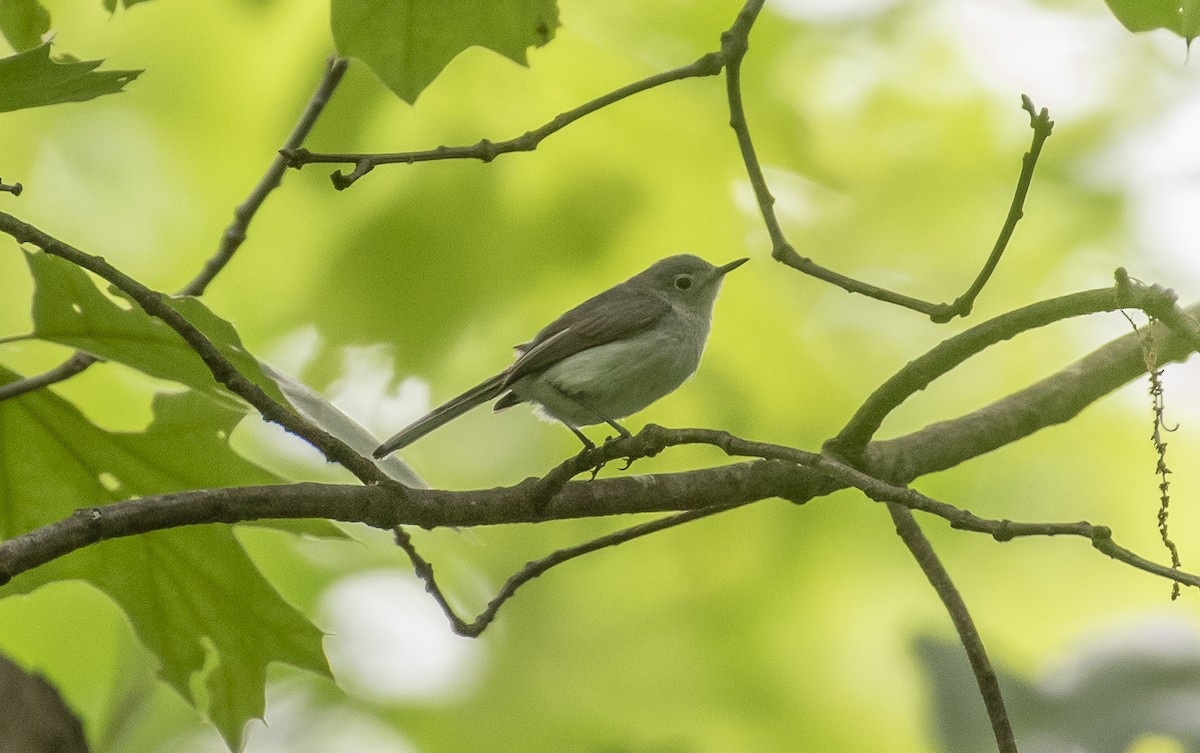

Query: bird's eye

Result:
[674,275,693,290]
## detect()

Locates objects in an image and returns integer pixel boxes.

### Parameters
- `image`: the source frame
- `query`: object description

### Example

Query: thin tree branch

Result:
[0,351,99,402]
[397,503,743,636]
[0,56,349,402]
[723,19,1053,324]
[0,179,21,196]
[182,55,348,296]
[0,211,388,486]
[281,51,726,189]
[888,504,1016,753]
[943,96,1053,321]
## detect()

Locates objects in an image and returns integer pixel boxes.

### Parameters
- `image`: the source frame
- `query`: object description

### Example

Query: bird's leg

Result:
[603,417,633,439]
[569,425,596,450]
[598,419,636,471]
[563,423,608,479]
[598,418,636,471]
[549,388,637,474]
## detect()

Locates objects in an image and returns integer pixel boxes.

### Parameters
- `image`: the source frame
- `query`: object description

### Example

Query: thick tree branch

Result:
[4,408,1200,590]
[868,306,1199,482]
[827,278,1197,464]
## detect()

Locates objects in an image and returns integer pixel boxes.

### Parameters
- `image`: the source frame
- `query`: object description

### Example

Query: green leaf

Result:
[0,0,50,52]
[1103,0,1199,40]
[331,0,559,103]
[26,251,288,406]
[917,628,1200,752]
[0,43,140,113]
[0,378,332,750]
[1184,0,1200,40]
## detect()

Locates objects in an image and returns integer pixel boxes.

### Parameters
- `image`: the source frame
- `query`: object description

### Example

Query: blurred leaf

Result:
[0,377,332,751]
[1103,0,1200,39]
[916,624,1200,753]
[0,651,89,753]
[0,43,139,113]
[262,362,427,487]
[26,251,288,406]
[0,0,50,52]
[330,0,559,103]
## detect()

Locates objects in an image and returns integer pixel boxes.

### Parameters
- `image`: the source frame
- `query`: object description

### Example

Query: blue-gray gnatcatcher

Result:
[374,254,748,457]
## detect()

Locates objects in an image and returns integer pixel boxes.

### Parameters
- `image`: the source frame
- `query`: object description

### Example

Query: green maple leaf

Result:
[26,251,287,406]
[0,378,335,750]
[331,0,559,103]
[0,43,140,113]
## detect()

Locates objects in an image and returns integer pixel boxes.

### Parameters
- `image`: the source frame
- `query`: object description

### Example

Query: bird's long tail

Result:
[373,373,507,457]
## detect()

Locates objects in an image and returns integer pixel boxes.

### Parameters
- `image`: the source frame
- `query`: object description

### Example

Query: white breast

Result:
[510,310,710,427]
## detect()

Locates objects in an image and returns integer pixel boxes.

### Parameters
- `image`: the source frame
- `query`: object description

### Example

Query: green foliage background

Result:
[2,0,1200,751]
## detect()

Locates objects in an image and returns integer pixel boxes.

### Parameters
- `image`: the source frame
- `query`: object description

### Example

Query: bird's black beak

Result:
[716,257,750,276]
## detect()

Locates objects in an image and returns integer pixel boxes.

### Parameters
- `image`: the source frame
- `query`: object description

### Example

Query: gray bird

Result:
[374,254,747,457]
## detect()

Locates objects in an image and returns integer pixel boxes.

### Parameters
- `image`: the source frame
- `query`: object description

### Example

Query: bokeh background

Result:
[3,0,1200,751]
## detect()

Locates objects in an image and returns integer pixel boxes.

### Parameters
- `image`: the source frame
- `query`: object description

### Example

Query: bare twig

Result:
[888,504,1015,753]
[281,52,726,189]
[723,20,1053,323]
[943,96,1054,321]
[0,211,388,486]
[0,179,21,196]
[182,55,348,296]
[397,503,742,636]
[0,351,98,402]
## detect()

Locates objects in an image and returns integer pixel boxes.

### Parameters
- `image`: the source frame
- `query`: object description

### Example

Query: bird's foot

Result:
[598,434,638,472]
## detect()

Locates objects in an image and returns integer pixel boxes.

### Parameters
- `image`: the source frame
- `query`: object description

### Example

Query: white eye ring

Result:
[674,275,693,290]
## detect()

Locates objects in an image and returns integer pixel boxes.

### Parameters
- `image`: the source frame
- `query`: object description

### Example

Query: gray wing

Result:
[501,282,668,388]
